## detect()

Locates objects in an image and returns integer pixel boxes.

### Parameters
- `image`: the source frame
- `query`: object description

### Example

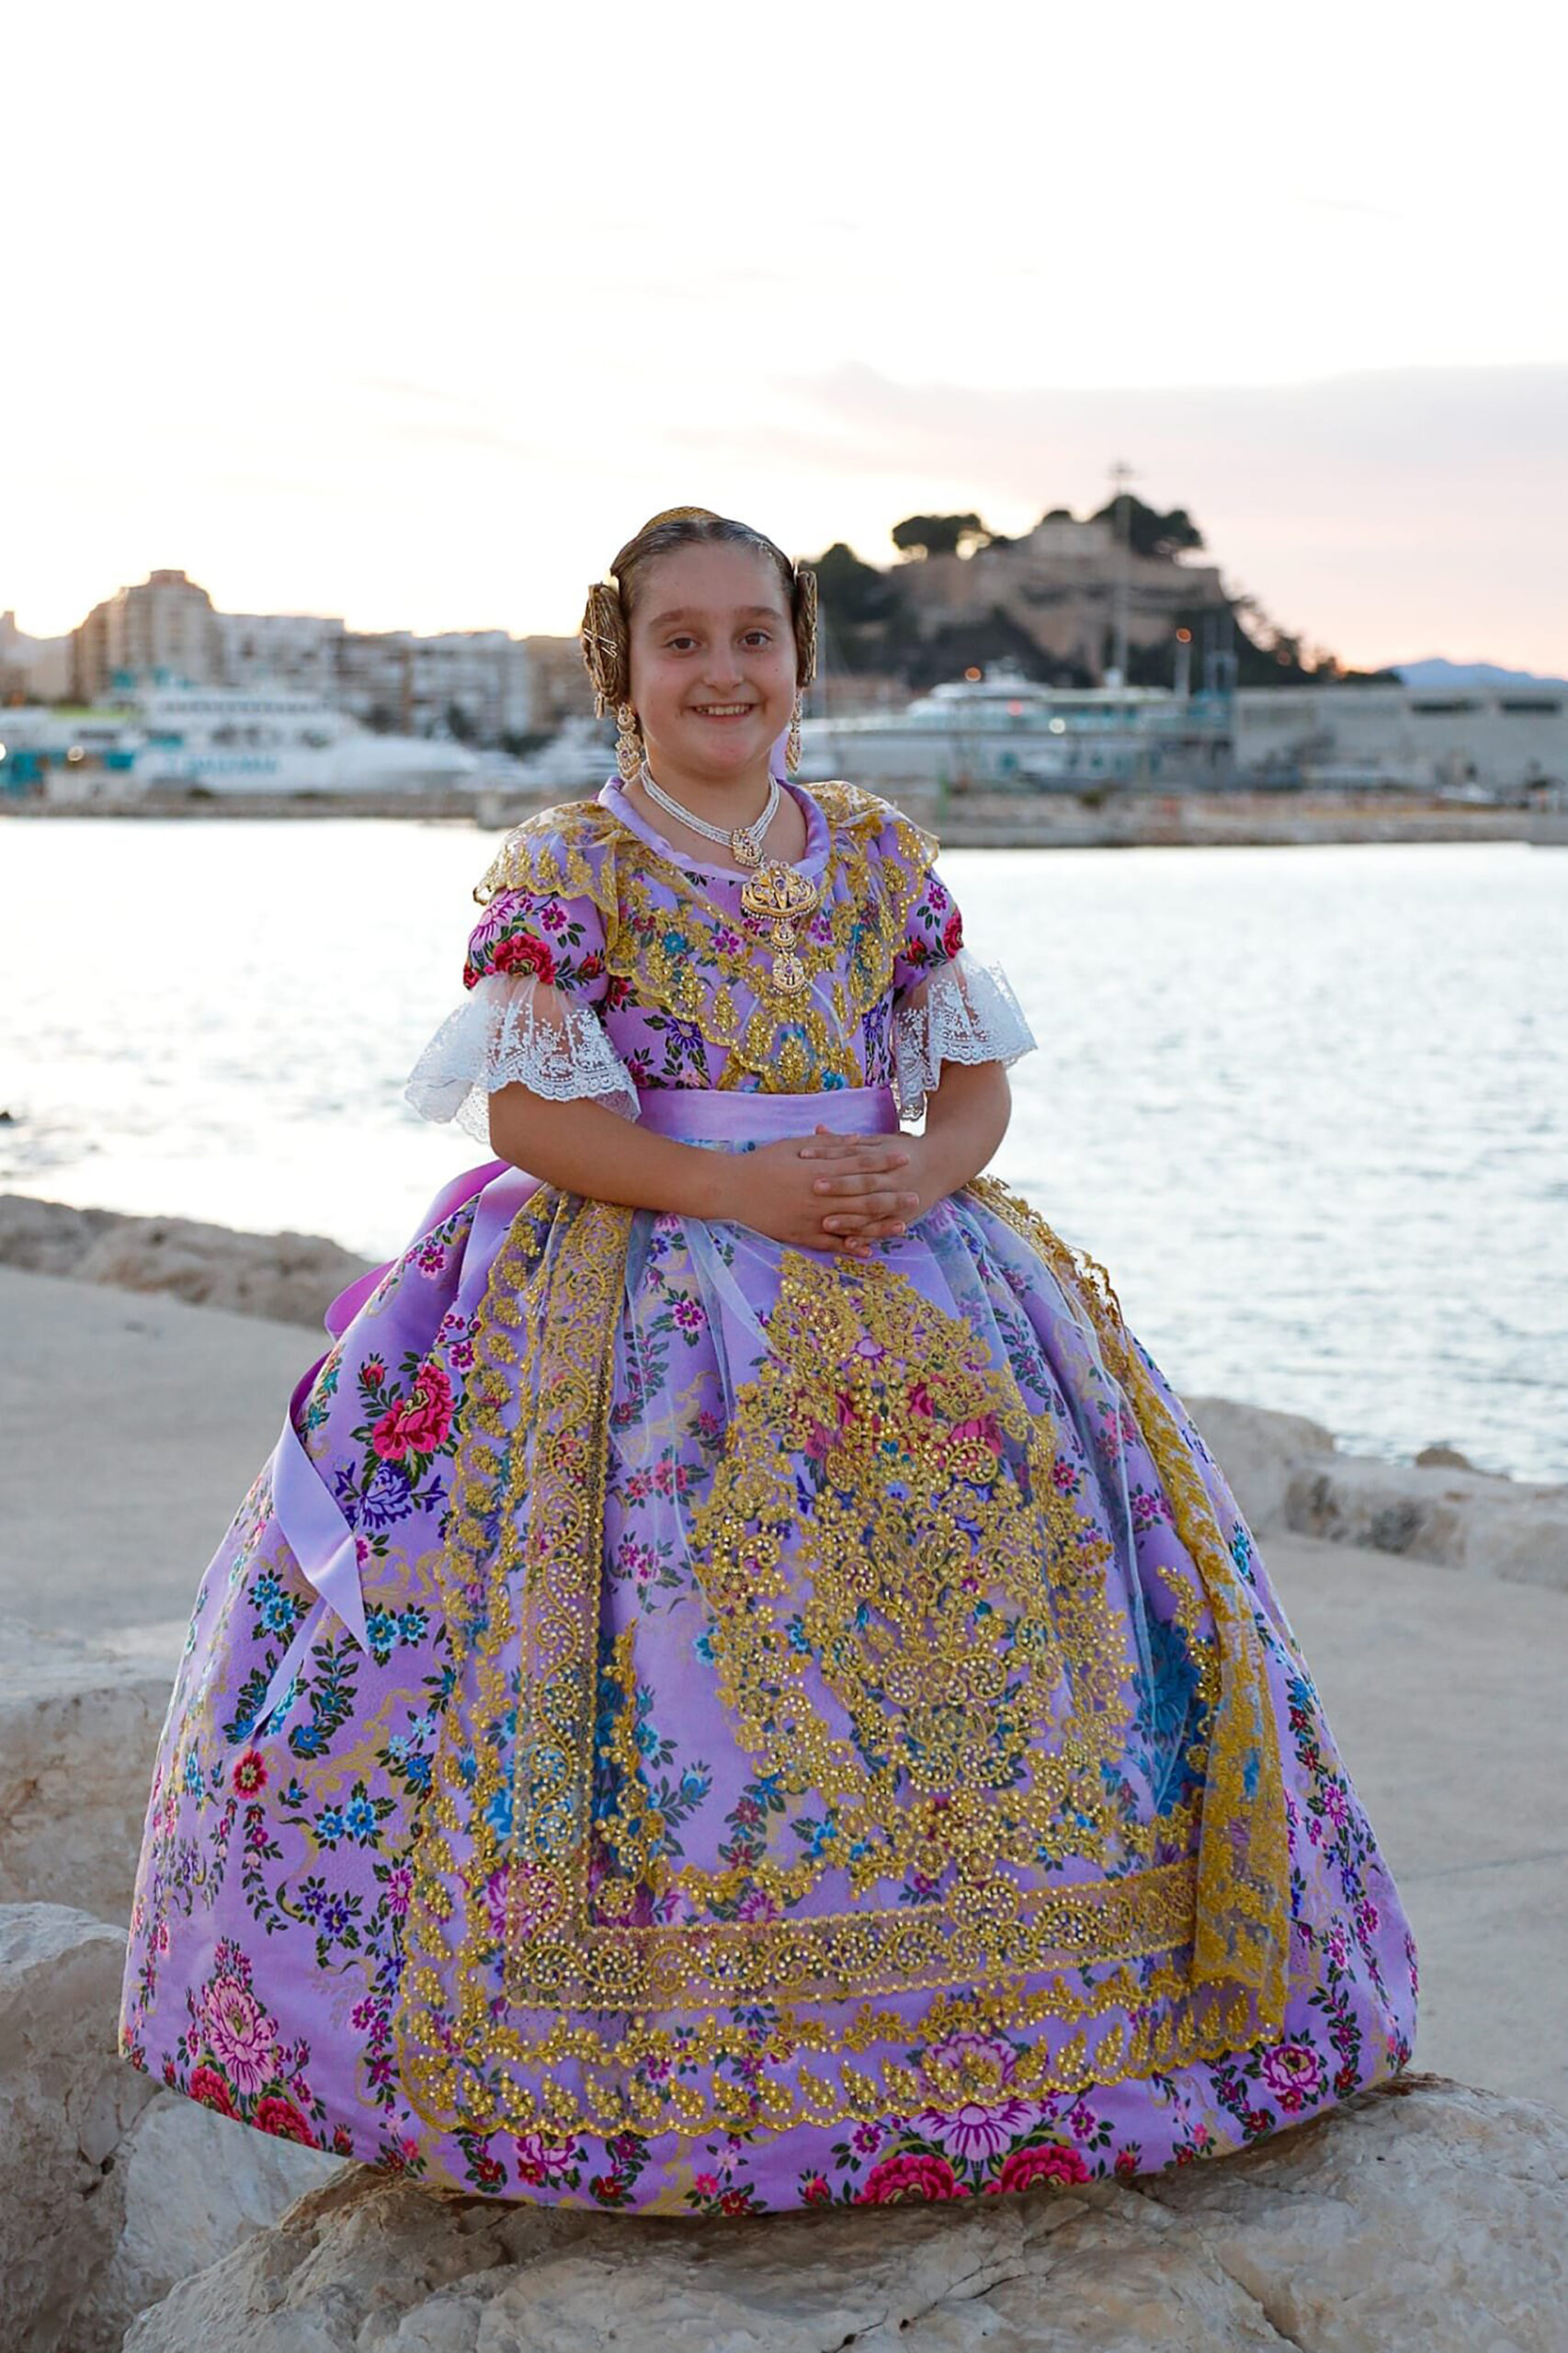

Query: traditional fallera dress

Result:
[119,777,1418,2213]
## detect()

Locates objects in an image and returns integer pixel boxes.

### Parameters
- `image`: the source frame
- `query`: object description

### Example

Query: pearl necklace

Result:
[636,759,778,870]
[633,759,819,995]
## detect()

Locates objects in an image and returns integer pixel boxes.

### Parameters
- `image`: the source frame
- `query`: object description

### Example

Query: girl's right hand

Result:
[719,1134,918,1257]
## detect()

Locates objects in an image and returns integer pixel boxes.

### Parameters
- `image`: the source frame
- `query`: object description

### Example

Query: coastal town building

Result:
[0,610,72,702]
[56,572,532,747]
[72,570,225,702]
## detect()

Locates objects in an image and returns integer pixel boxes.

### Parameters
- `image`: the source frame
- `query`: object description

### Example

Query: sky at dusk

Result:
[7,1,1565,673]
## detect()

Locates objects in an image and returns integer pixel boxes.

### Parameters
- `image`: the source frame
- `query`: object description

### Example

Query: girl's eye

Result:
[744,631,771,646]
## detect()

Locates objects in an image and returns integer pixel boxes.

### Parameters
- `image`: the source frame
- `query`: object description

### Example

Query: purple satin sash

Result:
[633,1083,899,1147]
[257,1086,902,1732]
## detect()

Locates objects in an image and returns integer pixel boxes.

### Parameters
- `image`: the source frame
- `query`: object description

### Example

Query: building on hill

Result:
[889,514,1229,684]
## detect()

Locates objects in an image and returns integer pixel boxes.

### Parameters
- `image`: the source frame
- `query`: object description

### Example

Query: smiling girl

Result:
[120,506,1416,2214]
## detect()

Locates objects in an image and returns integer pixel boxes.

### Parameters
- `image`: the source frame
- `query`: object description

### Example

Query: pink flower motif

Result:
[187,2063,236,2117]
[255,2095,317,2146]
[370,1361,455,1461]
[1259,2040,1325,2111]
[986,2140,1091,2195]
[948,1413,1004,1460]
[858,2151,961,2203]
[513,2131,582,2186]
[202,1978,278,2098]
[693,2171,720,2196]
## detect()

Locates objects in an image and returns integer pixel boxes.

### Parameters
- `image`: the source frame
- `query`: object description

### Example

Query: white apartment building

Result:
[219,612,347,697]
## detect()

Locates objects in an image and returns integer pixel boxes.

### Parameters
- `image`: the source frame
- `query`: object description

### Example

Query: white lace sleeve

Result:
[892,947,1036,1122]
[404,971,640,1143]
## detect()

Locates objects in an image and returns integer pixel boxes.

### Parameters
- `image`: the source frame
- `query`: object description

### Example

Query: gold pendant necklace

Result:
[739,858,821,995]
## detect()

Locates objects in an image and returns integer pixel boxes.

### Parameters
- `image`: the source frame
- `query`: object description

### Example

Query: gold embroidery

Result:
[472,785,940,1095]
[964,1175,1291,2031]
[394,1181,1288,2145]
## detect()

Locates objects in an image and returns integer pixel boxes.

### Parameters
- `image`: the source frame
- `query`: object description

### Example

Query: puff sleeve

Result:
[404,871,638,1142]
[888,865,1035,1122]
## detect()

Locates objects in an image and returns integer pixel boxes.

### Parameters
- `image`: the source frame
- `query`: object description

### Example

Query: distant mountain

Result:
[1395,656,1568,690]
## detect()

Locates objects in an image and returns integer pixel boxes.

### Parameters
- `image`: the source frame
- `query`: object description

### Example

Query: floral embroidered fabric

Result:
[119,777,1417,2216]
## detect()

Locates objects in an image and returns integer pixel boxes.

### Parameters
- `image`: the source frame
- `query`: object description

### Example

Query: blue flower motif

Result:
[316,1805,346,1844]
[365,1609,399,1654]
[819,1071,846,1090]
[344,1795,378,1843]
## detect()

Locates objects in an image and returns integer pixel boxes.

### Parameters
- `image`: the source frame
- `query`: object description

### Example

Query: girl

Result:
[119,506,1416,2212]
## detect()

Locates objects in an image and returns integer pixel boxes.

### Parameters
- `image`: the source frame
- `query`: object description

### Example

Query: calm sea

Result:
[3,818,1564,1483]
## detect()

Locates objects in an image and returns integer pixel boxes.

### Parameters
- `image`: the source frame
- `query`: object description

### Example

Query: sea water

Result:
[2,818,1563,1482]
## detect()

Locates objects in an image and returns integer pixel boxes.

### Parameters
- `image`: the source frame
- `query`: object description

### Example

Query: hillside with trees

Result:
[808,501,1393,691]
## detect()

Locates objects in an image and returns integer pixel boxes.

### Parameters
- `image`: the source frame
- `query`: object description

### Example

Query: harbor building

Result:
[1233,681,1568,796]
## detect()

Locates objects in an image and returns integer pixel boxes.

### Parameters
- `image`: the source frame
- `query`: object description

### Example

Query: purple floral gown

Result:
[119,778,1417,2212]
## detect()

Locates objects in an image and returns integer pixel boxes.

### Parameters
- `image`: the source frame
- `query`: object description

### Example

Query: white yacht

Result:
[131,687,511,792]
[797,663,1233,790]
[0,686,528,800]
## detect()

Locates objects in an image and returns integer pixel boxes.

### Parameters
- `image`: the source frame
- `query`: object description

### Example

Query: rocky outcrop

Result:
[1188,1394,1568,1592]
[0,1614,176,1923]
[0,1192,371,1328]
[0,1902,339,2353]
[123,2075,1568,2353]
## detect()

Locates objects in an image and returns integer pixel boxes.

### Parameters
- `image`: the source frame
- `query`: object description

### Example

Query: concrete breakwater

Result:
[4,784,1566,848]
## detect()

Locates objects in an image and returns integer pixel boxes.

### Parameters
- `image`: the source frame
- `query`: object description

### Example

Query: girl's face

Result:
[626,541,797,793]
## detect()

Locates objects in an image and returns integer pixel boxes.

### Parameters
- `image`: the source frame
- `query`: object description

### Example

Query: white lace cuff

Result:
[404,972,640,1143]
[892,948,1036,1121]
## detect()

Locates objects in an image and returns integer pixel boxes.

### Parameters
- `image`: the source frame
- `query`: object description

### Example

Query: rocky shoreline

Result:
[4,1188,1562,1592]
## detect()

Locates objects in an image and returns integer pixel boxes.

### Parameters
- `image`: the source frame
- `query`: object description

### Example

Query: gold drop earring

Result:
[615,701,642,783]
[786,693,803,775]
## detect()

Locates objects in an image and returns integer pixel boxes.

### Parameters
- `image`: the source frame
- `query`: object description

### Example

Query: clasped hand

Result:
[721,1125,926,1258]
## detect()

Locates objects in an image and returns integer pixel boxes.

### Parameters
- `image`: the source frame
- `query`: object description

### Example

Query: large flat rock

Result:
[122,2075,1568,2353]
[0,1614,176,1921]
